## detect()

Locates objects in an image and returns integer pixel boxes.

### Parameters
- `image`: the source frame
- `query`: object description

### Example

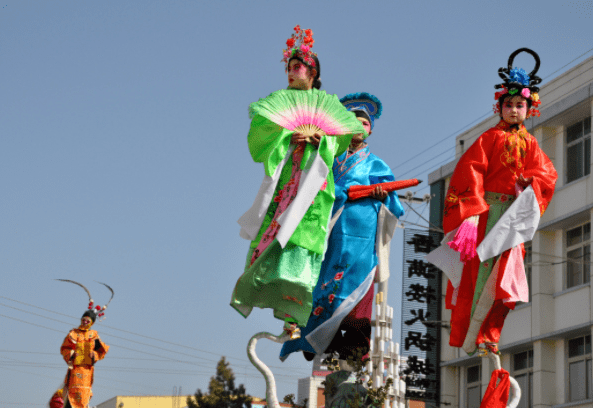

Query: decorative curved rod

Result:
[247,331,293,408]
[487,352,521,408]
[96,281,115,307]
[55,279,93,302]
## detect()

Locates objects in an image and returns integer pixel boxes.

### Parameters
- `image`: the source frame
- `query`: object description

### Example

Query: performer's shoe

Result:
[283,321,301,340]
[302,351,315,361]
[476,342,500,356]
[484,342,500,355]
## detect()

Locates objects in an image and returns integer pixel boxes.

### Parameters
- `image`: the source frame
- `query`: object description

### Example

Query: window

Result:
[566,117,591,183]
[511,350,533,408]
[466,364,481,408]
[568,335,592,401]
[566,223,591,289]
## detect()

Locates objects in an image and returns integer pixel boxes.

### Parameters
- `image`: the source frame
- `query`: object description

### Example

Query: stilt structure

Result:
[368,282,406,408]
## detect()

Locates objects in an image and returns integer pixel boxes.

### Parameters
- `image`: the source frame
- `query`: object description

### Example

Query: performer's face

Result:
[357,117,372,135]
[81,316,93,327]
[287,59,315,90]
[350,116,372,147]
[501,96,528,125]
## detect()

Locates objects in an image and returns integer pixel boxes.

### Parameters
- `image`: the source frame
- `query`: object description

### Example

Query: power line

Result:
[0,302,215,364]
[388,112,491,173]
[542,46,593,81]
[0,350,172,362]
[0,360,299,383]
[402,63,593,191]
[0,365,140,395]
[0,311,307,382]
[389,47,593,183]
[0,296,310,374]
[461,64,593,149]
[0,355,171,393]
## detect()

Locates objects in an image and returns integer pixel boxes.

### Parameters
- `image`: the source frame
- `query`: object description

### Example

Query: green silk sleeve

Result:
[247,115,293,177]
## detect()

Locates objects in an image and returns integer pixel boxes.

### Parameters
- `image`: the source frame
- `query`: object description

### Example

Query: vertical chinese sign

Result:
[401,228,442,404]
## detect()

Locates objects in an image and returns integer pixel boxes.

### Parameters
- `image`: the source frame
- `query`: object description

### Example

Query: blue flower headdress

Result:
[339,92,382,130]
[494,48,542,117]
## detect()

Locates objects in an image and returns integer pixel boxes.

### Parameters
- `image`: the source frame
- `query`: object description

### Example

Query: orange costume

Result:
[60,326,109,408]
[443,120,557,351]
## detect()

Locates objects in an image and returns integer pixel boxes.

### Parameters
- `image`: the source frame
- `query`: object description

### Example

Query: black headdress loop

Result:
[495,47,542,92]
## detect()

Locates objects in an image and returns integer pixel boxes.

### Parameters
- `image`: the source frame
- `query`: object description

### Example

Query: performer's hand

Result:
[517,175,533,188]
[309,133,321,148]
[370,186,388,201]
[67,351,75,368]
[291,132,307,145]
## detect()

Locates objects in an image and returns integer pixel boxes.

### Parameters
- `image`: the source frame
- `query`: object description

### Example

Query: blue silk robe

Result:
[280,145,404,360]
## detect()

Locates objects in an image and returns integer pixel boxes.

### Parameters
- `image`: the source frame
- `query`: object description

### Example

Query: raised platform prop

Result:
[368,285,407,408]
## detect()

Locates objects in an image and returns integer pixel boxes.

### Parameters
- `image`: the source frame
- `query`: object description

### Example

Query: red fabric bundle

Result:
[50,394,64,408]
[347,178,420,201]
[480,368,510,408]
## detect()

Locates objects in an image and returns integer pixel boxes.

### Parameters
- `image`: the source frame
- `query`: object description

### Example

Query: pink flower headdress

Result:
[282,25,317,71]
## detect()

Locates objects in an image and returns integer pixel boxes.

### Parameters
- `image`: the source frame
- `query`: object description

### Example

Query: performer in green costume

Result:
[232,26,366,328]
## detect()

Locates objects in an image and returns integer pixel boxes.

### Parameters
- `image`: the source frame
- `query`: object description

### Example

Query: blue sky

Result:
[1,0,593,405]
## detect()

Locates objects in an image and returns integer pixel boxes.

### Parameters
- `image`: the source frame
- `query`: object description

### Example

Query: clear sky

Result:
[1,1,593,406]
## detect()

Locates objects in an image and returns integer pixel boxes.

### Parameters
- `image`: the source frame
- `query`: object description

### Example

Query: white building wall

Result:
[297,376,325,407]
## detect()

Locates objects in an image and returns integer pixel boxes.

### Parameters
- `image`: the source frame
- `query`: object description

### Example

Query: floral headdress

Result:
[282,25,317,71]
[493,48,542,118]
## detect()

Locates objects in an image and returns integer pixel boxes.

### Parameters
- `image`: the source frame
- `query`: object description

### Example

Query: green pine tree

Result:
[283,393,308,408]
[187,357,252,408]
[321,348,394,408]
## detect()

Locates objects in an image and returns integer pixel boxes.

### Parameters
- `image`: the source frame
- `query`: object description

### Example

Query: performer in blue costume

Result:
[280,93,404,361]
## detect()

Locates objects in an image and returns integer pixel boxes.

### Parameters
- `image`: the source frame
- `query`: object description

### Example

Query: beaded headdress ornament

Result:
[282,25,317,71]
[493,48,542,118]
[57,279,114,322]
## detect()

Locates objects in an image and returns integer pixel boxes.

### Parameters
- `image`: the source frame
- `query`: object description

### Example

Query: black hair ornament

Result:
[493,48,542,117]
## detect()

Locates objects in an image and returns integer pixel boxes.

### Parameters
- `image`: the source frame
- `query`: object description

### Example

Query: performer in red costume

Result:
[429,49,557,356]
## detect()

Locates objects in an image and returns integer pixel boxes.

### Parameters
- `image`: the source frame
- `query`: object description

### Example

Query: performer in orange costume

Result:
[437,49,557,355]
[57,280,112,408]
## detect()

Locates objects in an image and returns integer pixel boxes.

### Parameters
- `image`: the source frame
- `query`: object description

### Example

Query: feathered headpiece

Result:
[56,279,114,323]
[493,48,542,117]
[282,25,317,71]
[340,92,382,130]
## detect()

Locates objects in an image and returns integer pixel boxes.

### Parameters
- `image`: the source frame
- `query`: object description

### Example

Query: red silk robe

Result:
[60,327,109,408]
[443,120,557,348]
